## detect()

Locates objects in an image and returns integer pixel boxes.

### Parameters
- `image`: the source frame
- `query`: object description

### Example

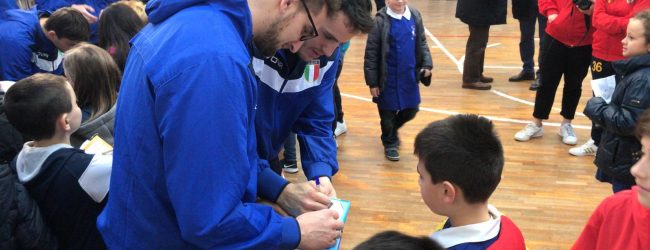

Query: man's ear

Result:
[278,0,297,14]
[46,30,58,41]
[441,181,456,204]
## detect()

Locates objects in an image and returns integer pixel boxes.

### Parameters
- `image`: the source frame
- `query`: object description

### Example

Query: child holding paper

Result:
[4,73,111,249]
[584,9,650,193]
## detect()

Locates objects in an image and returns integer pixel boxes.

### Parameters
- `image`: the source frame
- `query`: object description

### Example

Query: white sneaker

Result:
[569,139,597,156]
[514,123,544,141]
[559,123,578,145]
[334,121,348,137]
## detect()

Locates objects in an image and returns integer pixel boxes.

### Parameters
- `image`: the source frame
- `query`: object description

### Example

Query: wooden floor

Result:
[286,1,612,249]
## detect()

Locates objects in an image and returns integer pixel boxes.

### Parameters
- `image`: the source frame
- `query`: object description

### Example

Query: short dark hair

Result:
[636,109,650,138]
[414,114,504,204]
[44,7,90,42]
[4,74,72,140]
[340,0,374,33]
[353,231,443,250]
[304,0,341,18]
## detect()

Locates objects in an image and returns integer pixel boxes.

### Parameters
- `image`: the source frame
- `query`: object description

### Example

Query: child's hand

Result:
[420,69,432,78]
[370,87,380,97]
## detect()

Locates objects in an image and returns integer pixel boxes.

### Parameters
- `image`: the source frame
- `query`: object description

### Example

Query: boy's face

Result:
[631,136,650,208]
[386,0,408,14]
[64,81,82,133]
[417,158,444,214]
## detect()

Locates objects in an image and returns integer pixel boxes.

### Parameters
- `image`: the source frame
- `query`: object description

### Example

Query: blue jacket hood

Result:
[147,0,249,24]
[0,0,17,10]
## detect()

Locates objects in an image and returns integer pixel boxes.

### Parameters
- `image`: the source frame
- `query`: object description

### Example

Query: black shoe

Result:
[385,148,400,161]
[480,75,493,83]
[529,78,541,91]
[462,81,492,90]
[509,71,535,82]
[282,160,299,173]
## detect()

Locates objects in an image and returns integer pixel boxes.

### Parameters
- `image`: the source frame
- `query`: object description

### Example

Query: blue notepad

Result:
[327,198,351,250]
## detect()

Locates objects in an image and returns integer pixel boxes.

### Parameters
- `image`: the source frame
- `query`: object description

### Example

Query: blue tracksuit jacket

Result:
[97,0,299,249]
[253,49,340,181]
[0,8,64,81]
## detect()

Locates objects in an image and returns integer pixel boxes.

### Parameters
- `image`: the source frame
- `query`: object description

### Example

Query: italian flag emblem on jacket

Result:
[303,60,320,82]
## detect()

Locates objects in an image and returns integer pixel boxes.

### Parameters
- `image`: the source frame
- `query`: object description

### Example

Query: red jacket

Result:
[539,0,594,46]
[572,187,650,250]
[593,0,650,62]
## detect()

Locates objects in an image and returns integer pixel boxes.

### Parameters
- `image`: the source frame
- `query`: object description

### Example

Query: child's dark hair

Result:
[633,10,650,46]
[98,2,146,71]
[4,74,72,140]
[414,114,504,204]
[636,108,650,138]
[353,230,443,250]
[44,7,90,42]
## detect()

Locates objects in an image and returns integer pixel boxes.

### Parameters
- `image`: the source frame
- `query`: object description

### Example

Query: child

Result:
[353,230,443,250]
[64,43,120,147]
[98,1,146,72]
[4,73,111,249]
[364,0,432,161]
[514,0,594,146]
[571,108,650,250]
[584,9,650,192]
[414,114,526,249]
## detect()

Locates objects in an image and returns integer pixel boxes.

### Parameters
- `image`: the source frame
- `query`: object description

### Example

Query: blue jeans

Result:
[283,132,297,163]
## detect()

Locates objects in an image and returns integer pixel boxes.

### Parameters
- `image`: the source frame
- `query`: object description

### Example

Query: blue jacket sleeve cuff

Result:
[280,217,301,249]
[257,167,289,202]
[305,162,334,181]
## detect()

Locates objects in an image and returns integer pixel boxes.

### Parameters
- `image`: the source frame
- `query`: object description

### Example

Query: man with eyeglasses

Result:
[253,0,374,198]
[98,0,343,249]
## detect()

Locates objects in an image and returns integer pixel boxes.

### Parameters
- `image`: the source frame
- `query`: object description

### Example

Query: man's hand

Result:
[71,4,98,24]
[420,68,432,78]
[296,209,343,250]
[370,87,380,97]
[311,176,337,198]
[277,182,331,217]
[548,14,558,23]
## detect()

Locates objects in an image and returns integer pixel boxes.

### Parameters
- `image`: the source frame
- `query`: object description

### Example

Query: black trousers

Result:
[332,58,344,134]
[589,57,616,146]
[537,14,548,80]
[378,107,418,148]
[463,25,490,83]
[518,17,537,73]
[533,37,591,120]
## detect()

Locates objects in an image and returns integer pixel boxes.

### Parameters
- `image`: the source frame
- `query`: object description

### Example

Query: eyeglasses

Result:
[299,0,319,41]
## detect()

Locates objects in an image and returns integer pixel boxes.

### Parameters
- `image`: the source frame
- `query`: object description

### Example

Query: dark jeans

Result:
[537,14,548,80]
[332,58,344,133]
[378,108,418,148]
[533,37,591,120]
[518,17,537,73]
[463,25,490,83]
[589,57,616,146]
[283,132,297,163]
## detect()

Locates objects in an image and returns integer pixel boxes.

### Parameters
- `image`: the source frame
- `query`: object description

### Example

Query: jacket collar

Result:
[613,53,650,76]
[386,5,411,20]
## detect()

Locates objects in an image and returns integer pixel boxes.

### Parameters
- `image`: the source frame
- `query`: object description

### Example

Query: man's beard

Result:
[254,14,292,57]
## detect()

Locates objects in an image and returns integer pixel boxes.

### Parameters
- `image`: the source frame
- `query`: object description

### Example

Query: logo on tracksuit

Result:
[303,60,320,82]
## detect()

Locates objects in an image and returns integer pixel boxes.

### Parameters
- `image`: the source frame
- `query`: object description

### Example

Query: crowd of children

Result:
[1,0,650,249]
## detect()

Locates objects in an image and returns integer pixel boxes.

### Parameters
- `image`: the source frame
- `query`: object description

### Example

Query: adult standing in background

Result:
[509,0,538,83]
[97,0,343,249]
[456,0,507,90]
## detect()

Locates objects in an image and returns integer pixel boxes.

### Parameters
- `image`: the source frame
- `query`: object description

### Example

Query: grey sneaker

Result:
[385,148,399,161]
[559,123,578,145]
[514,123,544,141]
